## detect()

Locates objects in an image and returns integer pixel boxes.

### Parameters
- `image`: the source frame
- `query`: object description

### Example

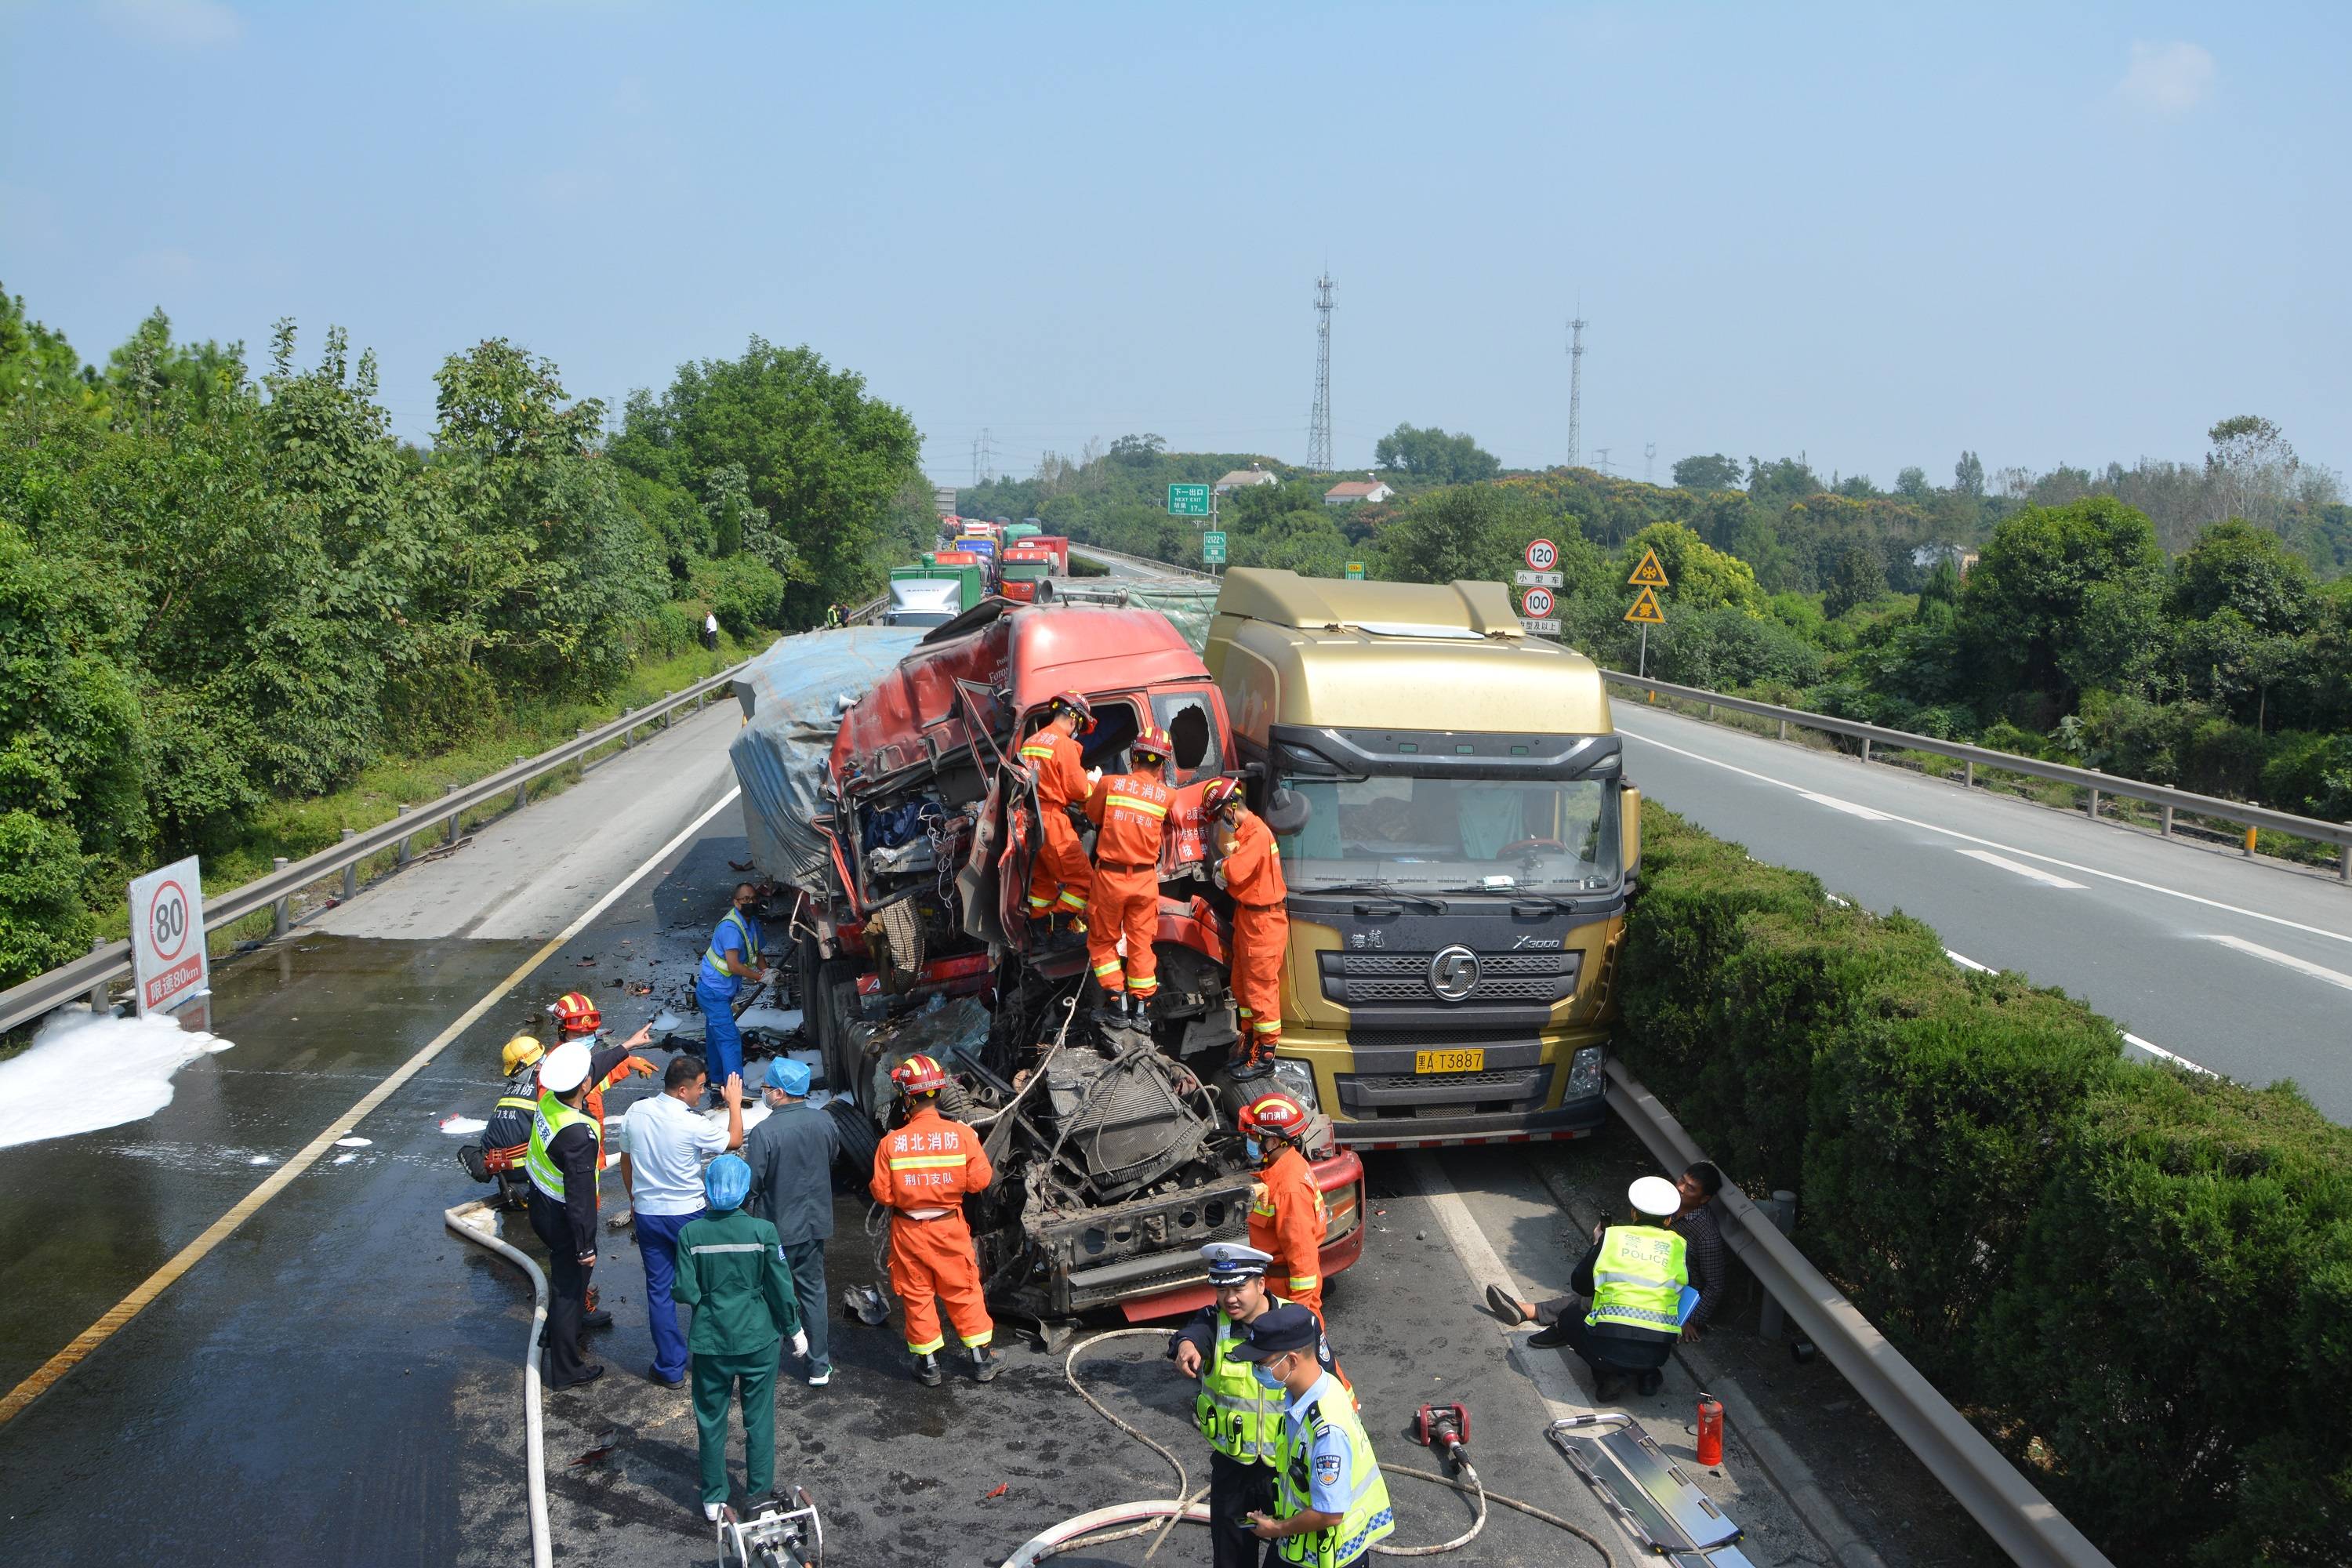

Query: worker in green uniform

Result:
[672,1152,808,1523]
[1235,1304,1395,1568]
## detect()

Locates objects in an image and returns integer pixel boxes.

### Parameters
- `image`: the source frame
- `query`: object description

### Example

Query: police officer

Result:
[1526,1174,1689,1399]
[525,1040,606,1388]
[1171,1243,1336,1568]
[1235,1305,1395,1568]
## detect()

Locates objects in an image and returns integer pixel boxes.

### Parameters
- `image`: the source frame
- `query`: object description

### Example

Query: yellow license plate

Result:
[1414,1048,1485,1074]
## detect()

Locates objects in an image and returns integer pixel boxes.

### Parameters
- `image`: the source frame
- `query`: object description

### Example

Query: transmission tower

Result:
[1595,445,1612,475]
[1566,311,1587,469]
[1308,272,1334,474]
[971,428,995,485]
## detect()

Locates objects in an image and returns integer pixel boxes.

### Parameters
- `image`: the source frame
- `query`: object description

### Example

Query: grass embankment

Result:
[96,632,778,959]
[1619,807,2352,1563]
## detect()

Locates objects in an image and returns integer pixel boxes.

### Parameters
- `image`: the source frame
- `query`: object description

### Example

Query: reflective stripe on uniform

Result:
[1289,1274,1319,1292]
[908,1332,946,1354]
[1106,793,1168,817]
[1585,1225,1689,1335]
[888,1154,967,1171]
[689,1243,766,1255]
[1093,960,1123,980]
[702,907,760,976]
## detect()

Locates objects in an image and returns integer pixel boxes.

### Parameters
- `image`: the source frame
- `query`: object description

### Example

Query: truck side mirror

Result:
[1621,783,1641,875]
[1265,786,1311,837]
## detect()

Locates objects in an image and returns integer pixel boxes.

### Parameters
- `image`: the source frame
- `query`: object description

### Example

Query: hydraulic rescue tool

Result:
[1415,1403,1472,1470]
[716,1487,823,1568]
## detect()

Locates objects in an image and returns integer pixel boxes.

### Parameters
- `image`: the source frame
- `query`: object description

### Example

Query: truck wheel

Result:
[812,958,862,1103]
[826,1095,879,1178]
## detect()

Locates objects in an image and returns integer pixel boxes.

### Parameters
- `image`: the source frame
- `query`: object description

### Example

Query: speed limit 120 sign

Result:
[1525,538,1559,572]
[1520,586,1556,619]
[129,855,209,1016]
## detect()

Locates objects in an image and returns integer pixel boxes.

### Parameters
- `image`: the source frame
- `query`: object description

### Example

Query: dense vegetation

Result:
[0,284,927,985]
[1621,807,2350,1564]
[969,422,2352,829]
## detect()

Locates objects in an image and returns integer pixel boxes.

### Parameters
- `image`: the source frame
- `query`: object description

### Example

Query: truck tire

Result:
[826,1095,879,1180]
[811,958,863,1105]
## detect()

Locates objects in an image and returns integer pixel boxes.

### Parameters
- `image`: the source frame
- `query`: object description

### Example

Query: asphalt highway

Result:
[1615,701,2352,1120]
[0,652,1838,1566]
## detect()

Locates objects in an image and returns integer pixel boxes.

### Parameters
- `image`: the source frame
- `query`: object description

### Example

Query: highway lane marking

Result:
[1618,721,2352,950]
[2198,934,2352,993]
[1407,1155,1590,1421]
[0,785,744,1428]
[1955,849,2085,889]
[1944,949,2218,1076]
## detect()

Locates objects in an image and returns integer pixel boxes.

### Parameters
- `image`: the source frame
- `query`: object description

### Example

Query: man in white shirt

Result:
[702,610,720,651]
[621,1054,742,1386]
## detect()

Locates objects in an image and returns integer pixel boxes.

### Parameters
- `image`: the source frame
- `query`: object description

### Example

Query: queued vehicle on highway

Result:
[996,542,1062,602]
[731,604,1364,1319]
[885,561,989,626]
[1203,568,1632,1151]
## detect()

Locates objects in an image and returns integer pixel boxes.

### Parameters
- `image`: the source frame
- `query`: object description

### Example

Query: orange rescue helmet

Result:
[1049,690,1097,734]
[1238,1091,1309,1142]
[549,992,601,1036]
[1131,725,1174,767]
[1200,777,1245,818]
[891,1052,949,1095]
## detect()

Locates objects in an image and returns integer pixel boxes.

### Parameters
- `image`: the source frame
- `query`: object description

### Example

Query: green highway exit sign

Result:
[1168,483,1211,517]
[1201,531,1227,564]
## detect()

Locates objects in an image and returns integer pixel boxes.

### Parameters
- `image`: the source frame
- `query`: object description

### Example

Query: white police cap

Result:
[1200,1243,1275,1283]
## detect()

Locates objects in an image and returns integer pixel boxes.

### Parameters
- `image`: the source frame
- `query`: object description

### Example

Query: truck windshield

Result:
[1001,561,1049,581]
[1276,773,1621,895]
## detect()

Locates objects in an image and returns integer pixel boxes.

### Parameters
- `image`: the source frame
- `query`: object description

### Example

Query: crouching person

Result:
[673,1153,808,1522]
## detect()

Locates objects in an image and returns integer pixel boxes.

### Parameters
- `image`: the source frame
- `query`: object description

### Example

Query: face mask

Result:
[1253,1363,1287,1391]
[1244,1138,1261,1162]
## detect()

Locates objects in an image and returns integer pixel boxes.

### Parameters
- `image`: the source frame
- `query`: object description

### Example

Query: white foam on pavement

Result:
[334,1135,371,1147]
[439,1115,488,1135]
[0,1007,230,1152]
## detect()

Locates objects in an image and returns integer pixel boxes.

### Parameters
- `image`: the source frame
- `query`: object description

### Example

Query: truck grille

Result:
[1336,1064,1554,1119]
[1318,949,1580,1007]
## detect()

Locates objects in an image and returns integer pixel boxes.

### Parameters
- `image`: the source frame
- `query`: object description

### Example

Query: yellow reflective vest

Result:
[1271,1377,1395,1568]
[524,1091,601,1203]
[1584,1223,1688,1334]
[1196,1307,1283,1461]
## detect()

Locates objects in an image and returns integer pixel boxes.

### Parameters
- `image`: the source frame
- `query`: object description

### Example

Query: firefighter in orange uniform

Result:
[1203,778,1287,1074]
[1083,726,1176,1024]
[1239,1092,1330,1326]
[1018,691,1098,930]
[868,1053,1001,1386]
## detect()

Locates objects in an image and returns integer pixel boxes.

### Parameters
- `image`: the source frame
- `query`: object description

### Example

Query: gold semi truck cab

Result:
[1203,569,1638,1151]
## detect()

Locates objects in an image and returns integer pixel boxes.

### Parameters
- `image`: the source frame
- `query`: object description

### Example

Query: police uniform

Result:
[1235,1305,1394,1568]
[1169,1245,1338,1568]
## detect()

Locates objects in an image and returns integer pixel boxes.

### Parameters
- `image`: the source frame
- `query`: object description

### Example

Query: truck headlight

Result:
[1565,1047,1605,1101]
[1269,1058,1320,1112]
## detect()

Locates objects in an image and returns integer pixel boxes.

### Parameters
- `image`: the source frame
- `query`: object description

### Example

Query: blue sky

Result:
[4,2,2345,490]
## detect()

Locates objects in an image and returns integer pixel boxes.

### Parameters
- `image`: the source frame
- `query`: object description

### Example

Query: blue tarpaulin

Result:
[729,626,925,896]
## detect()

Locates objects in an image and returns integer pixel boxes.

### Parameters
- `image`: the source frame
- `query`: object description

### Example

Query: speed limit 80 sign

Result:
[129,855,209,1015]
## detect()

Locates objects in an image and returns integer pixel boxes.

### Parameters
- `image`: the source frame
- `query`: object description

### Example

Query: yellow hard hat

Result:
[501,1036,546,1075]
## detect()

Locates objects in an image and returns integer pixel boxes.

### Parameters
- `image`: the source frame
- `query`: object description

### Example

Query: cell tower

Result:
[1566,310,1587,469]
[1308,272,1334,474]
[1645,442,1657,484]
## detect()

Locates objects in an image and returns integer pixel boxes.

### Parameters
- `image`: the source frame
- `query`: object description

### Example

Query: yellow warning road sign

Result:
[1627,547,1670,588]
[1624,585,1666,625]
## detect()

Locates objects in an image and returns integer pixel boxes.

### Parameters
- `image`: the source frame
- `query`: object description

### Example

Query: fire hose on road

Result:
[996,1327,1620,1568]
[444,1200,554,1568]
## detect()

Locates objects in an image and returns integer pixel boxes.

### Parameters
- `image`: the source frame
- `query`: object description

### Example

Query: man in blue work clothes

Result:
[744,1058,840,1385]
[696,883,767,1102]
[1235,1305,1394,1568]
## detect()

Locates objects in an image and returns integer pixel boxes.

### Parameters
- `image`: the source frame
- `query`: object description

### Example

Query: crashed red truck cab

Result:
[748,599,1364,1319]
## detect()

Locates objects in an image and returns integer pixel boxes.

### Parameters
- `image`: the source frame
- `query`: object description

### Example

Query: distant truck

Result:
[1202,568,1634,1152]
[888,561,988,626]
[995,537,1069,603]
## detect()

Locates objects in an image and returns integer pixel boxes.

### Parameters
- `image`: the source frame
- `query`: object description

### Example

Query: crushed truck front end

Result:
[1205,569,1637,1152]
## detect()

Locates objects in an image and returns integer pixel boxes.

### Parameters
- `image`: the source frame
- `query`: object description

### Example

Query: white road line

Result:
[1944,947,2218,1077]
[1618,720,2352,949]
[1955,849,2085,889]
[2198,934,2352,993]
[1800,791,1889,822]
[1406,1154,1590,1421]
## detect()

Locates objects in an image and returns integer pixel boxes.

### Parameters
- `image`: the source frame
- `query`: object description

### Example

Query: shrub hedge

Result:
[1618,808,2352,1563]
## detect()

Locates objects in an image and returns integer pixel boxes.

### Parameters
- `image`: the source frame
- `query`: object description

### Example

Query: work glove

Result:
[1086,767,1102,786]
[790,1328,809,1359]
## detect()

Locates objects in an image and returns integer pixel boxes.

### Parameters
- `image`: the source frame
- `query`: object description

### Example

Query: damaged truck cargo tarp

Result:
[731,626,927,896]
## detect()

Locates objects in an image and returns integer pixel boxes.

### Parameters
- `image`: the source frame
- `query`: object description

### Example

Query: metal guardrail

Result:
[1065,542,1217,581]
[0,661,757,1037]
[1606,1059,2115,1568]
[1604,669,2352,879]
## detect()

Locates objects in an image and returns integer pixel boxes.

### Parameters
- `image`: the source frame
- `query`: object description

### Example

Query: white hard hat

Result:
[1629,1175,1681,1218]
[539,1040,592,1094]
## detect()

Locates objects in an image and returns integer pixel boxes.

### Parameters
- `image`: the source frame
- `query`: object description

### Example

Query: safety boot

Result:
[972,1345,1001,1383]
[1092,991,1127,1028]
[915,1352,943,1388]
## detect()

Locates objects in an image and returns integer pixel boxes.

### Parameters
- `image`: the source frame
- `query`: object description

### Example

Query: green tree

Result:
[1959,496,2166,710]
[1373,423,1500,485]
[1896,466,1930,499]
[1671,453,1742,492]
[1623,521,1767,615]
[1954,450,1985,498]
[2170,518,2317,634]
[1824,539,1889,619]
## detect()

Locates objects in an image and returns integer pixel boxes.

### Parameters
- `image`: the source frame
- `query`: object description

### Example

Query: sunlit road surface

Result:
[1617,701,2352,1120]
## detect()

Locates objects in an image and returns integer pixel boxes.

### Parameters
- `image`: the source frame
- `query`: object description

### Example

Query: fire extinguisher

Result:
[1695,1392,1724,1468]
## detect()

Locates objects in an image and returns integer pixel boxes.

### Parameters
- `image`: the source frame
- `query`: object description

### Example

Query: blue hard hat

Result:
[767,1058,812,1098]
[704,1152,752,1213]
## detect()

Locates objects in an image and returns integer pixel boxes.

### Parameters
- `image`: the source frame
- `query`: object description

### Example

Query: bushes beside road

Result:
[1617,808,2352,1563]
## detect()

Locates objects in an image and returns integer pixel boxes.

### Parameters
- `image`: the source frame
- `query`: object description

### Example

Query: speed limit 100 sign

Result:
[129,855,209,1015]
[1525,538,1559,572]
[1520,586,1556,618]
